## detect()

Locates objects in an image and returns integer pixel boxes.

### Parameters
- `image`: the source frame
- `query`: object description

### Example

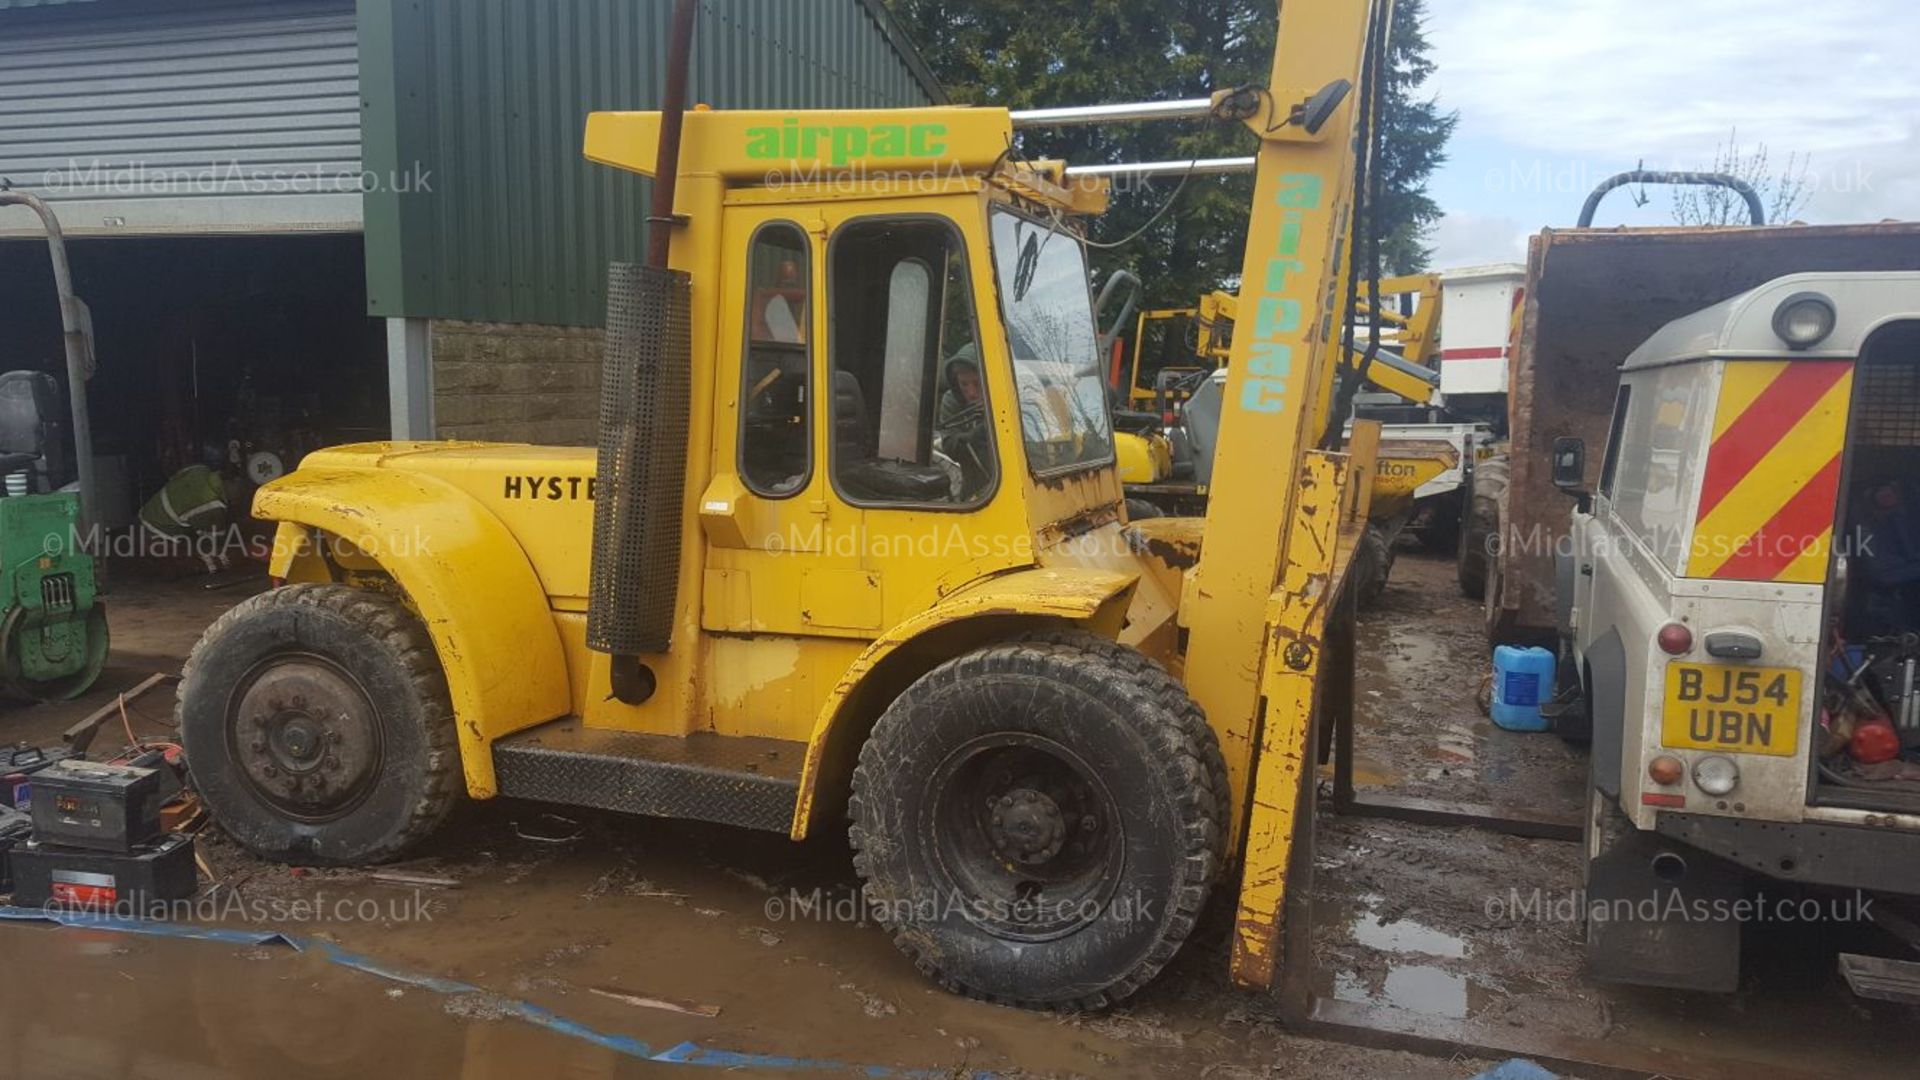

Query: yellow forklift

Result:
[179,0,1391,1006]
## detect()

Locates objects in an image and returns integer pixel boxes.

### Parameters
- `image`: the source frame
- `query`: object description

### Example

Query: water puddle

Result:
[1385,626,1449,671]
[1350,911,1466,959]
[1329,964,1478,1020]
[1323,894,1484,1020]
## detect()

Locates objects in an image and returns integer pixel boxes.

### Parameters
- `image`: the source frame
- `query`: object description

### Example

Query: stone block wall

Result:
[431,320,603,445]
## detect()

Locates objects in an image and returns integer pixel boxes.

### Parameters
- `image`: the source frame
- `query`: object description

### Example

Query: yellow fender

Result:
[789,566,1137,838]
[256,468,570,797]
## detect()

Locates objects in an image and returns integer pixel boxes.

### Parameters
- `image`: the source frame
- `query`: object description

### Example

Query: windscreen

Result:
[989,209,1114,474]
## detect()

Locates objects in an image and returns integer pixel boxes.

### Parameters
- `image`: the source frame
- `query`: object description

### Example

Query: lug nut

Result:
[263,765,279,778]
[1081,815,1098,832]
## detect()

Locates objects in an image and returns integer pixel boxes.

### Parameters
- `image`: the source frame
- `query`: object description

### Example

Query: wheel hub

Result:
[232,657,381,821]
[930,734,1124,942]
[989,788,1067,864]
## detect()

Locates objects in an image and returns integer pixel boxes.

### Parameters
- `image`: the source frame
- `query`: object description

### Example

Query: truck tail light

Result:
[1657,622,1693,655]
[1648,755,1685,785]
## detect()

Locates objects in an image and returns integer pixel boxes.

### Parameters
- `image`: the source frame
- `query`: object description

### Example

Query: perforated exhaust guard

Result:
[586,262,692,656]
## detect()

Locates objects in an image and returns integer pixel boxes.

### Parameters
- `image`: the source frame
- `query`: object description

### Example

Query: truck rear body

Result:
[1496,223,1920,645]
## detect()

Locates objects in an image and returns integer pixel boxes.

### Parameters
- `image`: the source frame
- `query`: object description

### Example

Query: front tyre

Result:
[177,584,460,865]
[849,639,1221,1010]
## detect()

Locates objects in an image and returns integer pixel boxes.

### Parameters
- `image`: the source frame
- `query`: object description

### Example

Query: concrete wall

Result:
[431,321,602,445]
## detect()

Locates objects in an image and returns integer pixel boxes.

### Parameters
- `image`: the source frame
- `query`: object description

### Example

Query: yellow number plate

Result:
[1661,663,1801,756]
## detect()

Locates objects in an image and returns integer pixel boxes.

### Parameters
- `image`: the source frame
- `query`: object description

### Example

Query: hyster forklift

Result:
[180,0,1390,1006]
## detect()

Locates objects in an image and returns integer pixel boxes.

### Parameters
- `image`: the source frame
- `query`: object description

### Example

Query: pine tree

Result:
[883,0,1455,292]
[1372,0,1457,273]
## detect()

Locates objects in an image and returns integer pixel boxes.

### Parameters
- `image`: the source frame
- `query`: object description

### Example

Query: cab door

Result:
[697,206,836,640]
[806,199,1033,631]
[699,197,1030,645]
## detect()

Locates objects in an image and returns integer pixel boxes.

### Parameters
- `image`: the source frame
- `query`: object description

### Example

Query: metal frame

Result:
[0,189,96,525]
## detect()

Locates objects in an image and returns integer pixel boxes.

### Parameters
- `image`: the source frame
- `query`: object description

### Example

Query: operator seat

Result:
[832,371,949,502]
[0,371,63,493]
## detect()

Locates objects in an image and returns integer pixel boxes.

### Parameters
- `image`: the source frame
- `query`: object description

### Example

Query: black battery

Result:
[8,833,197,910]
[28,759,163,853]
[0,743,80,811]
[0,805,29,892]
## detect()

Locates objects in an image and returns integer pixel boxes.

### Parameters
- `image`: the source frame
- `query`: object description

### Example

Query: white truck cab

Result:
[1559,271,1920,995]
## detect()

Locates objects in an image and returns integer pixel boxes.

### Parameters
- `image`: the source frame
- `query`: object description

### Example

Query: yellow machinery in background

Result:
[1116,271,1474,596]
[1120,289,1239,409]
[178,0,1391,1005]
[1120,273,1439,415]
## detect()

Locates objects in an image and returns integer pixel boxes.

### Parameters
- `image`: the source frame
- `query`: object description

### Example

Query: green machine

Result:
[0,188,109,702]
[0,492,105,700]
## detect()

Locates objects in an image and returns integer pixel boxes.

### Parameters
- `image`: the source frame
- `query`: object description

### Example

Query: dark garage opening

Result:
[0,233,386,526]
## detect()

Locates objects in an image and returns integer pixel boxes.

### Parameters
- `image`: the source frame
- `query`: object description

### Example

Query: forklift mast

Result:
[1184,0,1385,986]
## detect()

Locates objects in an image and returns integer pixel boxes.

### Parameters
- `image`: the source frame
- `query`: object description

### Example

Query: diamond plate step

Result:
[491,720,803,833]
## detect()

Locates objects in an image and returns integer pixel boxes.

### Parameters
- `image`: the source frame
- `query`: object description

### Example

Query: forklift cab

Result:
[1563,271,1920,994]
[605,110,1155,653]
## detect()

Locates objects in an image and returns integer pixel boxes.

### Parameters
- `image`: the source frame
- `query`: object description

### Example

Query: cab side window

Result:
[1598,386,1631,499]
[739,223,811,497]
[1609,366,1712,571]
[829,218,993,507]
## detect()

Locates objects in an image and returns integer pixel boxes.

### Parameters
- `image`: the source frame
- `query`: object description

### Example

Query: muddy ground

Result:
[2,555,1916,1078]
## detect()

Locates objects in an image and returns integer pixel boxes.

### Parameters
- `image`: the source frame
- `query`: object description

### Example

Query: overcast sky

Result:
[1421,0,1918,269]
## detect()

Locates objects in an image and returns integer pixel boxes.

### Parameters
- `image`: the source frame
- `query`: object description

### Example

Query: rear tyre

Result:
[1458,453,1508,599]
[1350,524,1394,609]
[849,638,1221,1009]
[177,584,459,865]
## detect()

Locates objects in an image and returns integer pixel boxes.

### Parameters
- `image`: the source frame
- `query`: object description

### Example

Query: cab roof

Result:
[584,107,1107,215]
[1622,270,1920,370]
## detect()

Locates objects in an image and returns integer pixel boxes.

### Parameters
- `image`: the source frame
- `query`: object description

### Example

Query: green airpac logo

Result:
[745,118,948,166]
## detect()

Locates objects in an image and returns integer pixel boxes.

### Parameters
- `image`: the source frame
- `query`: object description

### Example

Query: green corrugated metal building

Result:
[362,0,943,442]
[0,0,939,450]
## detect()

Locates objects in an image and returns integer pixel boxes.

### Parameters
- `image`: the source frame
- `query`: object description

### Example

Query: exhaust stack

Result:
[585,0,698,703]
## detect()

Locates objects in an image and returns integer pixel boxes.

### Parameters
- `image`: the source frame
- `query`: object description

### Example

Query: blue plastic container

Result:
[1490,645,1556,732]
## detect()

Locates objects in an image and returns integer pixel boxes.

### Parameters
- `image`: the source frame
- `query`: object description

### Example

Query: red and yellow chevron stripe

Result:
[1690,360,1854,583]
